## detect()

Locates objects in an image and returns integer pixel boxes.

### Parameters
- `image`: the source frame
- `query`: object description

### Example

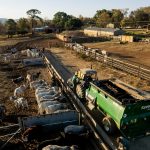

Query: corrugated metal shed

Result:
[84,27,125,36]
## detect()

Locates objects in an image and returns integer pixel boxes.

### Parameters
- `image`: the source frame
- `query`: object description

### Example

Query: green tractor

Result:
[67,68,97,99]
[68,68,150,140]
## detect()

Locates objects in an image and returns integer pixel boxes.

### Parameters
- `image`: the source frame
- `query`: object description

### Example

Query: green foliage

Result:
[123,6,150,28]
[80,17,96,27]
[26,9,42,35]
[65,17,82,30]
[112,9,124,27]
[53,12,68,29]
[94,9,114,27]
[5,19,17,37]
[5,19,16,30]
[94,6,150,28]
[95,11,112,27]
[0,22,6,34]
[26,9,41,18]
[17,18,30,35]
[53,12,83,30]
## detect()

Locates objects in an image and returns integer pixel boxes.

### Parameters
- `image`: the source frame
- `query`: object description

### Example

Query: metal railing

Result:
[65,43,150,81]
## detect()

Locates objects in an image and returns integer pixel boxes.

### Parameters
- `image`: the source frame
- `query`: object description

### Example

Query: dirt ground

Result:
[0,59,51,123]
[84,41,150,67]
[0,48,53,149]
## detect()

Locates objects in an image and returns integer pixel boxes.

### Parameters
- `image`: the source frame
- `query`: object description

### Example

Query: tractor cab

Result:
[76,68,97,82]
[67,68,97,99]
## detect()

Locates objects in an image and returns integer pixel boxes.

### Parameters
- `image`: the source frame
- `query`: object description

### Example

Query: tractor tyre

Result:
[76,83,85,99]
[102,117,117,134]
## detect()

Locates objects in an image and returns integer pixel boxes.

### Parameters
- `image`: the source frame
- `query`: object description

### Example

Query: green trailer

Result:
[68,68,150,139]
[86,79,150,139]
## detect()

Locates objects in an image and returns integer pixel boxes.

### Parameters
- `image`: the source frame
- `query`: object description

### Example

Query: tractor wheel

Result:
[102,117,117,134]
[76,83,85,99]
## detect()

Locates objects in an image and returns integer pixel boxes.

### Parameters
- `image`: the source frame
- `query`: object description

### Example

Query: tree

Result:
[128,7,150,28]
[94,9,112,27]
[65,17,82,30]
[112,9,124,27]
[5,19,17,38]
[95,11,112,27]
[79,16,95,27]
[17,18,30,36]
[26,9,42,35]
[121,17,132,28]
[53,12,68,29]
[94,9,124,28]
[53,12,83,30]
[0,22,6,34]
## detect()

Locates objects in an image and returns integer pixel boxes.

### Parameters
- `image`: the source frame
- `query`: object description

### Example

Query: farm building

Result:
[121,35,134,42]
[84,27,125,37]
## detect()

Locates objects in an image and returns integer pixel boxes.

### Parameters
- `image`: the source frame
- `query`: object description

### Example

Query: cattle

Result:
[44,103,68,114]
[14,97,28,110]
[54,109,71,114]
[38,94,65,104]
[14,84,27,97]
[12,76,24,84]
[35,86,51,94]
[63,125,90,146]
[30,80,46,89]
[64,125,86,135]
[38,97,59,104]
[42,145,79,150]
[35,86,59,95]
[4,55,12,63]
[11,48,17,54]
[38,100,60,114]
[26,72,41,84]
[36,90,60,102]
[12,52,19,59]
[21,50,27,56]
[34,82,48,90]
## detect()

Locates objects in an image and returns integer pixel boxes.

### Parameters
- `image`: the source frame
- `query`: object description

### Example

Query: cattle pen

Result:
[0,46,108,150]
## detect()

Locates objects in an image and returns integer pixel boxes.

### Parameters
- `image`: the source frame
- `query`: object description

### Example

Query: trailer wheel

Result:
[102,117,116,134]
[76,83,85,99]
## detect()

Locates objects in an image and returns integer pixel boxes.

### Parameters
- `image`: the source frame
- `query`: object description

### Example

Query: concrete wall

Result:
[56,34,72,42]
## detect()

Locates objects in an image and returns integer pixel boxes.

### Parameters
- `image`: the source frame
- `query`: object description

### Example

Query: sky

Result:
[0,0,149,19]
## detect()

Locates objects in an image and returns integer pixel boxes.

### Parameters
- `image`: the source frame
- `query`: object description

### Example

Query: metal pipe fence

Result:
[65,43,150,81]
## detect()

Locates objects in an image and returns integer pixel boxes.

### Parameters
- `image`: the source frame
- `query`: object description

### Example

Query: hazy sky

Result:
[0,0,149,19]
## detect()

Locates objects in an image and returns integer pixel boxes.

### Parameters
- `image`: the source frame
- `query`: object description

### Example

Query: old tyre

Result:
[102,117,117,134]
[76,83,85,99]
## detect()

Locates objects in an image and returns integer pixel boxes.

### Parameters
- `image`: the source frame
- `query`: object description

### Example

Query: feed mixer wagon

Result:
[68,68,150,139]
